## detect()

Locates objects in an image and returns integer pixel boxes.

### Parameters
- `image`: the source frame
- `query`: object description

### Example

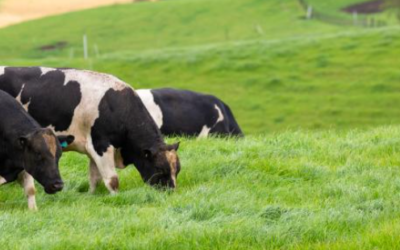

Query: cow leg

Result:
[89,159,102,193]
[18,171,37,211]
[86,143,119,194]
[0,175,7,185]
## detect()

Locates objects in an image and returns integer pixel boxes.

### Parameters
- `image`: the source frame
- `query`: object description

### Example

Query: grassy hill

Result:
[3,0,399,134]
[0,0,339,59]
[3,26,400,134]
[0,0,398,135]
[2,127,400,249]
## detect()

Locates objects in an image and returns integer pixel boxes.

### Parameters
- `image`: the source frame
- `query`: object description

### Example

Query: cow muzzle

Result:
[45,180,64,194]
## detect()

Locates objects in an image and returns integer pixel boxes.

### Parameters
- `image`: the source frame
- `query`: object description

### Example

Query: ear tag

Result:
[61,141,68,148]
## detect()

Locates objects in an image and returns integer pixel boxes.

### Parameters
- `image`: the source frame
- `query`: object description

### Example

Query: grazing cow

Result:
[0,67,181,194]
[136,88,244,138]
[0,90,74,210]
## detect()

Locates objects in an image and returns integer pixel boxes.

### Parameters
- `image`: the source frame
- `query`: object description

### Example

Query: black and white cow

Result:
[136,88,244,138]
[0,90,74,210]
[0,67,181,194]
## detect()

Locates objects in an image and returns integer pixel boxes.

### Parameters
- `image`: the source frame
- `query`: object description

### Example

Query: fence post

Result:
[94,44,100,58]
[69,48,75,59]
[353,11,358,26]
[307,6,313,19]
[370,18,375,28]
[255,24,264,36]
[225,27,230,41]
[83,34,88,60]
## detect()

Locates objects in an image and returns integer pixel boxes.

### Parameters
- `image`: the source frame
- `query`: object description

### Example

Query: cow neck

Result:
[6,108,40,140]
[124,90,166,156]
[125,114,165,153]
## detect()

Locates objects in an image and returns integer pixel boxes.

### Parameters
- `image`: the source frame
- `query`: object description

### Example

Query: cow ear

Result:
[168,142,180,151]
[57,135,75,149]
[19,136,29,149]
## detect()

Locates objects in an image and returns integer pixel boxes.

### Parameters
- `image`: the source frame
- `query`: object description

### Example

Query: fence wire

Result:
[297,0,389,28]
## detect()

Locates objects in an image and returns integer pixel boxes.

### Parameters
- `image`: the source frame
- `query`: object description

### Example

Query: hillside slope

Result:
[0,0,398,134]
[0,0,339,59]
[3,26,399,134]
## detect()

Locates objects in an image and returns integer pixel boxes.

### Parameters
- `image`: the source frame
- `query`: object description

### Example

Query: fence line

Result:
[296,0,388,28]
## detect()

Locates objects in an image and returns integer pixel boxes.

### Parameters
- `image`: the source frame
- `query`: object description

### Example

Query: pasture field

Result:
[1,0,400,249]
[0,0,399,134]
[2,26,400,134]
[3,127,400,249]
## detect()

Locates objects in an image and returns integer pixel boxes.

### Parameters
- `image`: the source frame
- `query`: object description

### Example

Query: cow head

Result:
[19,129,74,194]
[121,142,181,189]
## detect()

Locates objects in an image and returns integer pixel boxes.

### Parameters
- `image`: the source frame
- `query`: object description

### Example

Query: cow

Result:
[0,90,74,210]
[0,67,181,195]
[136,88,244,138]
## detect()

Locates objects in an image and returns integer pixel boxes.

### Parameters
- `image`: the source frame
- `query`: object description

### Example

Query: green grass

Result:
[3,127,400,249]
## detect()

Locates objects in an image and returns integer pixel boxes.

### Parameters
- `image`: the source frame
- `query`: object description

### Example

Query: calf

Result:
[0,67,181,194]
[137,88,244,138]
[0,90,74,210]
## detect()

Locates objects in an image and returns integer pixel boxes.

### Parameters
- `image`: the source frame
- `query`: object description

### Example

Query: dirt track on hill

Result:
[0,0,156,28]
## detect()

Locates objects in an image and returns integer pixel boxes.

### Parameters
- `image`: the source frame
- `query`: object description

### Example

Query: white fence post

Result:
[307,6,313,19]
[353,11,358,26]
[255,24,264,36]
[83,34,88,59]
[94,44,100,58]
[69,48,75,59]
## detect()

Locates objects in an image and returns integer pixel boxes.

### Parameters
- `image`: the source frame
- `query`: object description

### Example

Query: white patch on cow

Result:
[63,69,127,91]
[15,84,31,111]
[86,136,118,194]
[197,105,225,138]
[52,69,130,154]
[19,172,37,211]
[215,105,224,123]
[40,67,56,76]
[0,66,5,76]
[136,89,163,129]
[198,125,211,138]
[0,176,7,185]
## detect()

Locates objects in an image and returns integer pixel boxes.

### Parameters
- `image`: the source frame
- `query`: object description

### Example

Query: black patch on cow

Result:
[0,67,82,131]
[91,88,163,158]
[149,88,243,137]
[91,87,179,188]
[0,90,63,190]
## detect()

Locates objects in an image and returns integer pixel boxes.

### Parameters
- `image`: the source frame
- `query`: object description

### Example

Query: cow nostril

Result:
[52,182,64,191]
